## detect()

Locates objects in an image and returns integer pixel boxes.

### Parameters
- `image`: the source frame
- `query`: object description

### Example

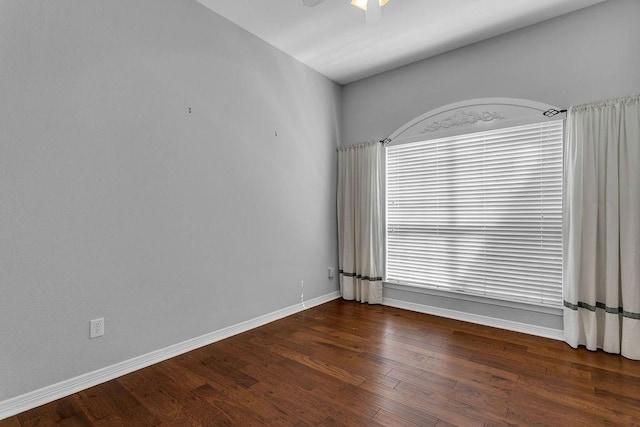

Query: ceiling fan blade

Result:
[302,0,325,6]
[365,0,381,24]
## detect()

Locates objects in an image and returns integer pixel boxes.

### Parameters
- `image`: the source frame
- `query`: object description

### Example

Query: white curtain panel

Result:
[337,142,384,304]
[563,94,640,359]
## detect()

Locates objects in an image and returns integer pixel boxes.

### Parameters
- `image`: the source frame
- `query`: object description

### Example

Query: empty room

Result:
[1,0,639,425]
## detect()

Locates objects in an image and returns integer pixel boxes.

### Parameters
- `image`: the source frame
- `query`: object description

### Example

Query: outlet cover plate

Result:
[90,318,104,339]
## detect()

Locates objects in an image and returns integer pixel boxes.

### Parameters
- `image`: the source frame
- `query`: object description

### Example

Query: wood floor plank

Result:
[4,299,640,426]
[358,375,486,426]
[267,343,367,387]
[394,380,509,426]
[372,408,431,427]
[242,371,345,425]
[0,418,19,427]
[66,382,158,426]
[193,382,289,426]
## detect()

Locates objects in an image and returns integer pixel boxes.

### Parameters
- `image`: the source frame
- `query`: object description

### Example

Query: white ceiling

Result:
[195,0,606,85]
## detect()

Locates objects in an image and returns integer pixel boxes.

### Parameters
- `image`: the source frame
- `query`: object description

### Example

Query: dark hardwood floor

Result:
[3,300,640,426]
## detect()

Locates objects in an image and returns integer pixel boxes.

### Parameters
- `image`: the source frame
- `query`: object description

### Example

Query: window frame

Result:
[382,98,566,312]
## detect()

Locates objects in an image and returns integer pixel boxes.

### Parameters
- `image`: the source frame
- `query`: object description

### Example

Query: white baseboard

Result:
[383,297,564,341]
[0,291,341,420]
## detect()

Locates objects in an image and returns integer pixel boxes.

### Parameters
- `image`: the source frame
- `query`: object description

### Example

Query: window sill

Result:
[383,281,563,316]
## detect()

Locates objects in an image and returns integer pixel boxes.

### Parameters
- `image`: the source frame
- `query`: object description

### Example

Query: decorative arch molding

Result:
[387,98,564,145]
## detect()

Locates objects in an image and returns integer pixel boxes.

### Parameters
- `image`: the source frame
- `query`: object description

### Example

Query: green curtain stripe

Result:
[563,300,640,320]
[339,270,383,282]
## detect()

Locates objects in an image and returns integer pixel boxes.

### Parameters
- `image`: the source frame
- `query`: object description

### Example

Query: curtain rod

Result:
[381,108,565,146]
[379,109,564,147]
[543,108,567,117]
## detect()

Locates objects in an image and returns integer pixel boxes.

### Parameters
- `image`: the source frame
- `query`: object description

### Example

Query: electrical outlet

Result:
[328,267,335,279]
[90,318,104,339]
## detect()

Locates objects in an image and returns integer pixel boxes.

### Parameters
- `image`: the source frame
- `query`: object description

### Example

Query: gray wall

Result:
[343,0,640,144]
[342,0,640,329]
[0,0,341,401]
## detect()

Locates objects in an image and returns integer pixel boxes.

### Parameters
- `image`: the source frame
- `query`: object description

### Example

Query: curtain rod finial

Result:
[543,108,567,117]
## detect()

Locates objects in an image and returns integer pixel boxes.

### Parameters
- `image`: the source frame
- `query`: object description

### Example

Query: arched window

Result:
[385,98,564,307]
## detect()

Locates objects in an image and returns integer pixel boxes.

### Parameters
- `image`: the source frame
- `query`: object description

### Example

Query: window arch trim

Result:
[387,97,565,146]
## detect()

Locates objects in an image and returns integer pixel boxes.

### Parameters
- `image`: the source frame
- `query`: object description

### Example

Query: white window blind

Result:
[386,120,563,307]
